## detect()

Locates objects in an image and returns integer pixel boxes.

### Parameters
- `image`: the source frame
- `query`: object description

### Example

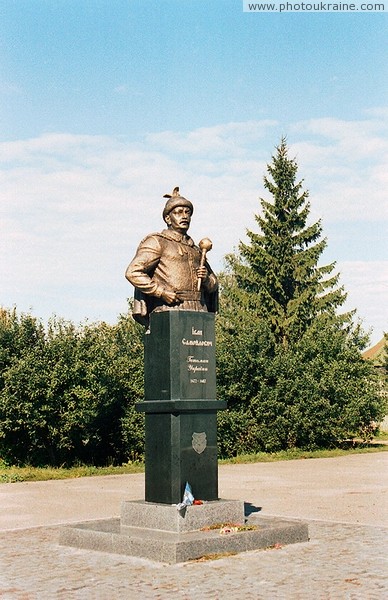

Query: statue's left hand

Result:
[196,266,208,281]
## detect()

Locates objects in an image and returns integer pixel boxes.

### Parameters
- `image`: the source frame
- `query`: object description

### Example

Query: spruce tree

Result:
[216,139,383,455]
[229,138,348,347]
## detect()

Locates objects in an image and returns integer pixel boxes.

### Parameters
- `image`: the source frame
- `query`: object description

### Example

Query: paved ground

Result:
[0,452,387,599]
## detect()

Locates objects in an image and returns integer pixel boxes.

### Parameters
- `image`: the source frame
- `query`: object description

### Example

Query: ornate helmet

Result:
[162,187,193,222]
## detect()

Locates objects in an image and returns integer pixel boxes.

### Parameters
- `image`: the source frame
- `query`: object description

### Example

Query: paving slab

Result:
[217,452,388,527]
[1,452,386,531]
[0,452,387,598]
[0,520,387,599]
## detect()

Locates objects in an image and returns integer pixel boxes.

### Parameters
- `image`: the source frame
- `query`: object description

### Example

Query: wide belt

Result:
[175,291,202,301]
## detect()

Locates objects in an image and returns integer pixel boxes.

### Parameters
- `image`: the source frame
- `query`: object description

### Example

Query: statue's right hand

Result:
[161,289,180,305]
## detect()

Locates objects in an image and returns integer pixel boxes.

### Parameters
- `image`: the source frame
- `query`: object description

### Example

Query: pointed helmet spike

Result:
[163,186,180,199]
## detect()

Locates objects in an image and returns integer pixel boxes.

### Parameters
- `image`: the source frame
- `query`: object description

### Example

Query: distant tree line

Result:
[0,140,386,466]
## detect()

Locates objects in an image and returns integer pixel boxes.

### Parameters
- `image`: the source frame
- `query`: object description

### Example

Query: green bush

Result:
[0,307,145,466]
[217,317,384,457]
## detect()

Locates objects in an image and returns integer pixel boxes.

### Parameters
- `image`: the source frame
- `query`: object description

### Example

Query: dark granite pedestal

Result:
[137,310,226,504]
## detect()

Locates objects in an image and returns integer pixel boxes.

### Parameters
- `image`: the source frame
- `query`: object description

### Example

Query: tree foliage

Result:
[216,141,384,455]
[228,138,348,348]
[0,306,144,466]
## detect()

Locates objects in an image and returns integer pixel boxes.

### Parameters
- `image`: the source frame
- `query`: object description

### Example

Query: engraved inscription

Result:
[182,338,213,346]
[184,321,214,388]
[187,355,209,374]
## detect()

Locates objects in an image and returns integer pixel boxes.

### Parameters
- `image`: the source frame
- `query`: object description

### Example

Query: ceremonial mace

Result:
[197,237,213,291]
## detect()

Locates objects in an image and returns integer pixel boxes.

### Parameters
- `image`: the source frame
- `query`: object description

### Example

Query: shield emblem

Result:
[192,432,207,454]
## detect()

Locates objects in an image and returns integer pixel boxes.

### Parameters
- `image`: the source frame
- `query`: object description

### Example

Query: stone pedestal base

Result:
[60,499,309,564]
[121,499,245,533]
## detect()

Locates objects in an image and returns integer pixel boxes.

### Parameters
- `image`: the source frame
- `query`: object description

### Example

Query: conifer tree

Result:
[216,139,383,454]
[228,138,348,347]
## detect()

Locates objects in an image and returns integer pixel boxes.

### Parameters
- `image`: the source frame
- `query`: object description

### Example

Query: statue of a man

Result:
[125,187,218,327]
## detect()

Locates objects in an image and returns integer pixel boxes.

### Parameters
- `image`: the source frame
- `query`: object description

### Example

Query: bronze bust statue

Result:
[125,187,218,326]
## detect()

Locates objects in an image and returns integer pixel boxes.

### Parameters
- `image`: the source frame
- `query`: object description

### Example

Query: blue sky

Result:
[1,1,387,344]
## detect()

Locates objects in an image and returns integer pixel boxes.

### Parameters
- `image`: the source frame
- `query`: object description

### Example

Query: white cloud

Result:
[339,261,388,342]
[1,116,387,344]
[146,120,278,157]
[289,114,388,222]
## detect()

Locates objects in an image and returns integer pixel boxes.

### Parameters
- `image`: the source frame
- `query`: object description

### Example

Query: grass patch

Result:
[0,461,144,484]
[219,442,388,465]
[1,439,387,484]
